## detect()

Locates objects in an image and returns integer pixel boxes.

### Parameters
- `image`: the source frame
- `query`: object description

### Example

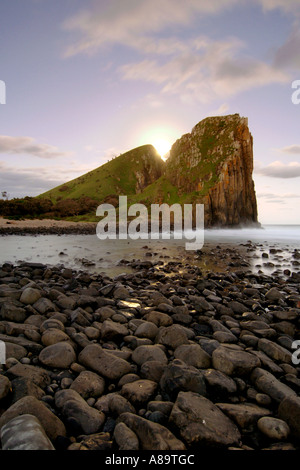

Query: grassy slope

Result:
[39,145,162,203]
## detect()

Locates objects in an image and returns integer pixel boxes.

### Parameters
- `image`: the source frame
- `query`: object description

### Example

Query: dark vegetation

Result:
[0,196,98,220]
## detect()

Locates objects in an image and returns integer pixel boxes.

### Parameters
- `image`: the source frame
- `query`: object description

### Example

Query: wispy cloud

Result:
[276,145,300,155]
[0,161,97,198]
[61,1,292,104]
[255,160,300,178]
[0,136,72,159]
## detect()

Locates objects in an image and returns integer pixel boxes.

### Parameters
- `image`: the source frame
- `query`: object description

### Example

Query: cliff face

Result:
[164,114,258,227]
[133,145,165,193]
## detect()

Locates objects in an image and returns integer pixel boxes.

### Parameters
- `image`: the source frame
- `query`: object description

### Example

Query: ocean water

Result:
[0,225,299,276]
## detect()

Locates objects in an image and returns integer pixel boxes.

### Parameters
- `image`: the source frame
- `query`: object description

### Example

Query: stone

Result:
[41,328,71,346]
[118,412,186,450]
[55,389,105,435]
[75,433,112,450]
[0,304,26,323]
[204,369,237,397]
[155,324,189,349]
[114,422,139,450]
[121,379,157,406]
[101,320,128,341]
[144,311,173,327]
[174,344,211,368]
[160,359,206,400]
[20,288,41,305]
[132,345,168,366]
[5,363,51,388]
[257,338,291,364]
[0,414,55,450]
[265,287,283,302]
[10,377,45,404]
[169,391,241,448]
[135,321,159,340]
[5,342,27,361]
[212,346,260,376]
[33,297,56,314]
[278,395,300,439]
[70,371,105,399]
[0,375,11,400]
[113,286,130,300]
[140,361,165,382]
[0,396,66,441]
[39,342,76,369]
[79,344,131,380]
[108,394,136,417]
[257,417,290,441]
[40,318,65,333]
[216,403,271,430]
[251,368,297,403]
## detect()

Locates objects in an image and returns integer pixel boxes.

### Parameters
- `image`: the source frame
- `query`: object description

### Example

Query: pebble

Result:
[0,249,299,451]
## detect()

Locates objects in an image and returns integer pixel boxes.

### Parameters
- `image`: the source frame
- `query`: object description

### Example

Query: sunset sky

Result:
[1,0,300,224]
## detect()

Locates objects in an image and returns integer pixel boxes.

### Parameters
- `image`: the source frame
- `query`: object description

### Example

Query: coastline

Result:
[0,251,299,451]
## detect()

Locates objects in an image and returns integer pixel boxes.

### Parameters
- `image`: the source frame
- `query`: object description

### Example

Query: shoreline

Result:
[0,255,299,451]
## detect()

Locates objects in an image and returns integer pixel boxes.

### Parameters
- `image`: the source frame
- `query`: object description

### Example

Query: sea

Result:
[0,225,299,277]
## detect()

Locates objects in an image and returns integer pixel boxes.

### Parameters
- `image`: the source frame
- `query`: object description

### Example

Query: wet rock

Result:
[114,422,139,450]
[0,414,55,450]
[216,402,271,430]
[20,287,41,305]
[169,391,241,448]
[155,324,189,349]
[257,416,290,441]
[0,304,26,323]
[118,412,186,450]
[5,362,51,388]
[131,345,168,366]
[174,344,211,368]
[79,344,131,380]
[101,320,128,342]
[251,368,297,403]
[160,359,206,400]
[257,338,292,363]
[70,371,105,399]
[0,375,11,400]
[278,395,300,439]
[41,328,71,346]
[0,395,66,441]
[121,379,157,407]
[212,346,261,376]
[203,369,237,397]
[55,389,105,435]
[39,342,76,369]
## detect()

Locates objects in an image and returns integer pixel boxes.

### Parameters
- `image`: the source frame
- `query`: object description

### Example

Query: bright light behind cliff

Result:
[153,138,171,159]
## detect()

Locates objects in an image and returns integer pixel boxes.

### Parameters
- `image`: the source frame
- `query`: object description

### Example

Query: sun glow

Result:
[153,138,172,159]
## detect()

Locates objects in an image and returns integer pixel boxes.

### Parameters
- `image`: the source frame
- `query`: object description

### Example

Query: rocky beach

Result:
[0,228,300,451]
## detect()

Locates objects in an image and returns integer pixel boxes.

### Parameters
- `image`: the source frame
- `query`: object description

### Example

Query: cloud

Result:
[120,36,288,103]
[258,0,300,13]
[276,145,300,155]
[0,161,97,198]
[257,192,300,199]
[255,160,300,178]
[62,0,241,57]
[0,136,72,159]
[274,23,300,69]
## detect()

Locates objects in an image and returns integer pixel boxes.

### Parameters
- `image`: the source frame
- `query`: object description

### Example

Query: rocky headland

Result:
[0,247,300,451]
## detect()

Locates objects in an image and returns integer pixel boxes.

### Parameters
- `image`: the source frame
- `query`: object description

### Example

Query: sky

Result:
[1,0,300,224]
